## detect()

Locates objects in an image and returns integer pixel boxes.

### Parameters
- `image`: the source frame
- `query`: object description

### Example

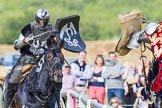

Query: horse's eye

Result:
[47,52,54,61]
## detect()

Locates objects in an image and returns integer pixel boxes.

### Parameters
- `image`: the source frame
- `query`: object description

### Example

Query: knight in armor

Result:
[127,20,162,93]
[3,8,60,107]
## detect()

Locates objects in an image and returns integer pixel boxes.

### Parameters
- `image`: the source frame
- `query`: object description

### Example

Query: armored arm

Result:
[14,24,32,50]
[14,34,27,50]
[127,22,159,49]
[127,30,148,49]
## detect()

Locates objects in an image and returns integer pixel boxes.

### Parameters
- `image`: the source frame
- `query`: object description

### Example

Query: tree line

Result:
[0,0,162,44]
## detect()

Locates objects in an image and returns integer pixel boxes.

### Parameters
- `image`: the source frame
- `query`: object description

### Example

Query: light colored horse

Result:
[0,66,7,87]
[0,66,8,108]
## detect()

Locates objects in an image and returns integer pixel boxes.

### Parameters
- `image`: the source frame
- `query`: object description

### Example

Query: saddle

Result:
[21,64,33,81]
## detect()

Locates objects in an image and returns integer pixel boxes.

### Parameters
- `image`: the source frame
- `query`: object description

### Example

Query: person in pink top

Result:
[88,55,107,104]
[60,64,76,107]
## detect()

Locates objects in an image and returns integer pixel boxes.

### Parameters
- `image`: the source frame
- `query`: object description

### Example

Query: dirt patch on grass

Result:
[0,40,153,64]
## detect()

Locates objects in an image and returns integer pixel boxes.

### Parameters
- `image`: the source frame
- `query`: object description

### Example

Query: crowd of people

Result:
[61,50,151,108]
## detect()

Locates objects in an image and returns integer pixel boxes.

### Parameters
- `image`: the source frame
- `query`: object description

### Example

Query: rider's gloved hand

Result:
[24,34,34,44]
[51,28,58,36]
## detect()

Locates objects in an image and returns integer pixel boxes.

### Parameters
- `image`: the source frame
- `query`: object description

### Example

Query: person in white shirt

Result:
[70,50,92,95]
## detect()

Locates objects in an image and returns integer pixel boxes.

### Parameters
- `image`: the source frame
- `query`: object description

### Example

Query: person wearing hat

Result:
[60,63,76,107]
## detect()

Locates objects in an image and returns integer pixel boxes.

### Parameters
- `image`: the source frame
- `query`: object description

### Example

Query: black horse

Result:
[2,15,86,108]
[2,45,64,108]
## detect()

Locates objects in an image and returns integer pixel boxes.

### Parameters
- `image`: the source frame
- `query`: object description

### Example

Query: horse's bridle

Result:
[44,51,62,81]
[33,51,62,106]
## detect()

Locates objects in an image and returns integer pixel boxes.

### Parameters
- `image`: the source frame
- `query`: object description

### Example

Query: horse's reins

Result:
[44,55,59,81]
[139,42,156,104]
[140,42,149,88]
[64,58,71,67]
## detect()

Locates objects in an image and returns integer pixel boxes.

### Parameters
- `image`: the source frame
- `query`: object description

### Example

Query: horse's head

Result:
[43,46,63,83]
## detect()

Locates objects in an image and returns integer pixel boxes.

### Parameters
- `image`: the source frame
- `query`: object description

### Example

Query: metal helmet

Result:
[35,8,50,27]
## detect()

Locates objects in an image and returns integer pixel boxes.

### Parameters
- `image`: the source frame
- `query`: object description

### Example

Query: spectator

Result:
[122,62,139,108]
[137,55,149,86]
[133,87,150,108]
[109,97,125,108]
[88,54,106,104]
[133,56,151,108]
[70,51,92,95]
[123,62,137,95]
[60,63,76,108]
[70,51,91,108]
[102,51,124,102]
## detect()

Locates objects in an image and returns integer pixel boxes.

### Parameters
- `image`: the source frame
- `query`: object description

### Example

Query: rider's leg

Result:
[4,83,18,108]
[4,64,22,107]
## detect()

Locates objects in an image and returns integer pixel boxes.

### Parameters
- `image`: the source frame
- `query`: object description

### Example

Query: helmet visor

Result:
[38,18,49,27]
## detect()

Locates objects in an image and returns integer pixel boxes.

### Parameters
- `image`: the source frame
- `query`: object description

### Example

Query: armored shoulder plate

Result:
[21,23,32,37]
[145,22,159,35]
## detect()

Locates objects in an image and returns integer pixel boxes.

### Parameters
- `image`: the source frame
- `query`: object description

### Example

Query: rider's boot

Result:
[3,83,18,108]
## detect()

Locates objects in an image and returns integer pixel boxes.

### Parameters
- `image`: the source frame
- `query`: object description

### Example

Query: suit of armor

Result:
[12,21,55,83]
[4,8,58,108]
[127,21,162,93]
[145,23,162,61]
